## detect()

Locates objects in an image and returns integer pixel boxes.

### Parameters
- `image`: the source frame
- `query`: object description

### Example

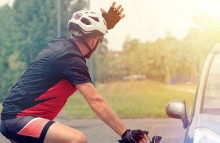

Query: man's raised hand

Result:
[100,1,126,30]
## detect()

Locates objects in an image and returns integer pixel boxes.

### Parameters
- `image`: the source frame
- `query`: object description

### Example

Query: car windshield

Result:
[203,53,220,115]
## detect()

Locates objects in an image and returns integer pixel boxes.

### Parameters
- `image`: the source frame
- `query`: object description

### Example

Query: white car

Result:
[166,44,220,143]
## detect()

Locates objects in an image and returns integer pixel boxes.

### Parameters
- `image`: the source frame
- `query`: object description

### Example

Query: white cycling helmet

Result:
[68,10,107,37]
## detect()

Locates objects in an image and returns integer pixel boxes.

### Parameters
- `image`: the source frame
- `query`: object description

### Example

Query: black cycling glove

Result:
[102,7,121,30]
[118,129,149,143]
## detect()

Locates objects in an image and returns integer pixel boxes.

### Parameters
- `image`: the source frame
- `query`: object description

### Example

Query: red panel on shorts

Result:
[17,79,77,120]
[17,118,50,139]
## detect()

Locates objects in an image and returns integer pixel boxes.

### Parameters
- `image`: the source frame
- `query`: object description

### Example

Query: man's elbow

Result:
[88,95,106,109]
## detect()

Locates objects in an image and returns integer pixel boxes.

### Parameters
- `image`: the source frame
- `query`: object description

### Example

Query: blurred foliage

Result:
[97,14,220,83]
[1,0,220,103]
[0,0,87,101]
[64,80,196,118]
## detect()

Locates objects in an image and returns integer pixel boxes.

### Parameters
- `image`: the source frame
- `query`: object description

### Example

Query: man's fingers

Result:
[138,140,145,143]
[141,135,148,143]
[138,134,147,143]
[142,138,148,143]
[116,4,122,11]
[143,135,148,143]
[100,8,106,14]
[111,1,116,8]
[120,14,126,19]
[118,8,124,14]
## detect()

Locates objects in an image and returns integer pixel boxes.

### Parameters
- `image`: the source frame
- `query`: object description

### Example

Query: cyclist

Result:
[1,2,148,143]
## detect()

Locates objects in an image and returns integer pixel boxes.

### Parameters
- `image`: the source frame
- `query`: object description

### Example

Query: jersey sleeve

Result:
[58,55,92,86]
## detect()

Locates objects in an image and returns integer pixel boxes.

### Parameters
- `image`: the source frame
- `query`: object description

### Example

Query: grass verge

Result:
[0,103,2,118]
[64,80,196,118]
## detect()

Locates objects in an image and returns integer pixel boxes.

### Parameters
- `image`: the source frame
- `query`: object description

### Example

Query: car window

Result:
[203,53,220,115]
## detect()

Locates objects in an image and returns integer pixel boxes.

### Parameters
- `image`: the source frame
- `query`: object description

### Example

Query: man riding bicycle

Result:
[1,2,149,143]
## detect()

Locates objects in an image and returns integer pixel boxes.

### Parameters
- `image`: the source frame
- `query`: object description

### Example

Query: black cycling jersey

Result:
[1,37,92,120]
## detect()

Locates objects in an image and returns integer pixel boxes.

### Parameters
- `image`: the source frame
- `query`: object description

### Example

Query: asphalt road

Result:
[0,113,186,143]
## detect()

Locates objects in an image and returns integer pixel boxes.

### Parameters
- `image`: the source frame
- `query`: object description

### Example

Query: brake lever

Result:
[150,136,162,143]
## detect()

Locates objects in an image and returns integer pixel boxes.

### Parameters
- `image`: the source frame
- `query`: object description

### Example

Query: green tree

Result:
[0,5,15,101]
[0,0,87,100]
[95,15,220,83]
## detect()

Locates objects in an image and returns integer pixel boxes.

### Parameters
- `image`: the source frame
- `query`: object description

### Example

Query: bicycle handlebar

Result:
[118,130,162,143]
[150,136,162,143]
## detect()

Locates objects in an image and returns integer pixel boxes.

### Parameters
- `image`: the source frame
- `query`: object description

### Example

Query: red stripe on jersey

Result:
[17,79,77,120]
[17,118,50,139]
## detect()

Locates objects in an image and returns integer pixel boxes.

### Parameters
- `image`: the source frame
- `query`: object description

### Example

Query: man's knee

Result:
[71,131,87,143]
[44,121,87,143]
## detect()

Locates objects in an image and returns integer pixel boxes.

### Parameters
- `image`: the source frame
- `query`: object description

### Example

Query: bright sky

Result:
[1,0,220,51]
[0,0,13,7]
[91,0,220,50]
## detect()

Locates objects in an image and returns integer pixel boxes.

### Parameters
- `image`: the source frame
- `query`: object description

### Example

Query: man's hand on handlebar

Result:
[118,129,148,143]
[118,129,162,143]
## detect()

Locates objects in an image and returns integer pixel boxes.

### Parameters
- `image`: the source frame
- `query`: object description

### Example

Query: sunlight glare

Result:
[202,0,220,20]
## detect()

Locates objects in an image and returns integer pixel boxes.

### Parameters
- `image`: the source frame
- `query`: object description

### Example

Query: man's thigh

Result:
[1,116,54,143]
[44,121,87,143]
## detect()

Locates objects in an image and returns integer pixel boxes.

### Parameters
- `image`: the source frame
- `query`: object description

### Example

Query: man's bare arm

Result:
[75,82,127,136]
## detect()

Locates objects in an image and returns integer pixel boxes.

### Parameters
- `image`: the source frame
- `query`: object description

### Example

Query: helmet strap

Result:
[72,34,102,58]
[83,38,101,58]
[81,39,93,58]
[78,36,100,58]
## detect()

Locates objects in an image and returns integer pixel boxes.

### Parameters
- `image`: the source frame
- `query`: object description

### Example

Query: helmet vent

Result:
[74,13,82,20]
[89,16,99,22]
[81,18,91,25]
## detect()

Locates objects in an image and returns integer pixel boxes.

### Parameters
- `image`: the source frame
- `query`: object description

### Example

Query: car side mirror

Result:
[166,99,188,128]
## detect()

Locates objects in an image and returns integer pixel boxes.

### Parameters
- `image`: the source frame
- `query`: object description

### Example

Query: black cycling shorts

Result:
[1,116,55,143]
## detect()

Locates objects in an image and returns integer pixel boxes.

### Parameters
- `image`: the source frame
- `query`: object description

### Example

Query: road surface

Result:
[0,113,186,143]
